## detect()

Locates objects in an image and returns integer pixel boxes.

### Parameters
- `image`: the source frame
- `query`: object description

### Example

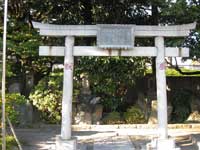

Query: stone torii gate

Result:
[33,22,196,150]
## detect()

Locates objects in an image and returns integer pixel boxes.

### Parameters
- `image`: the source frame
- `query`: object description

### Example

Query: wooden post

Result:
[155,36,168,139]
[61,36,74,140]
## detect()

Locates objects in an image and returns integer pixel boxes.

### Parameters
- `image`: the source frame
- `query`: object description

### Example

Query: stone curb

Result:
[72,124,200,131]
[14,124,200,131]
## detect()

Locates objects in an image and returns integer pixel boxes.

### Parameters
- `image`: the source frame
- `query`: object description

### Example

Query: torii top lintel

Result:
[33,22,196,37]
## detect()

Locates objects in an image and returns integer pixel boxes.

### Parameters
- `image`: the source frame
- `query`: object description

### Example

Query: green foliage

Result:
[0,93,27,125]
[0,136,17,150]
[171,89,192,123]
[1,0,200,124]
[76,57,146,112]
[160,0,200,60]
[29,69,81,123]
[124,106,146,124]
[4,20,53,77]
[30,56,146,123]
[102,111,122,124]
[101,97,122,113]
[146,68,200,76]
[0,0,200,79]
[29,69,63,123]
[166,68,200,76]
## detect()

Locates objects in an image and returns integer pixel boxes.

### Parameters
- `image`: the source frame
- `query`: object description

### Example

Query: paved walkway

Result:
[15,128,135,150]
[78,136,134,150]
[14,126,200,150]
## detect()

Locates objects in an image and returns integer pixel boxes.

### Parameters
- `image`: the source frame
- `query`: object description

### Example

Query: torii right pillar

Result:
[155,36,177,150]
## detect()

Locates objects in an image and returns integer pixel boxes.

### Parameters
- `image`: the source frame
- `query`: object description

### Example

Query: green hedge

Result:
[0,136,17,150]
[171,89,192,123]
[29,70,63,123]
[102,111,122,124]
[0,93,27,125]
[30,69,80,123]
[124,106,146,124]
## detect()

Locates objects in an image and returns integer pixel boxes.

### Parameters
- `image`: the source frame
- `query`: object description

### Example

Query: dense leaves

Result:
[29,70,63,123]
[1,0,199,80]
[102,111,122,124]
[30,56,146,122]
[0,136,17,150]
[124,106,146,124]
[171,89,192,123]
[0,93,27,125]
[76,57,147,112]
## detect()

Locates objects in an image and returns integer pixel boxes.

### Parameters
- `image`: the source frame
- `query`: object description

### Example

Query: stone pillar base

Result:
[146,138,180,150]
[56,135,77,150]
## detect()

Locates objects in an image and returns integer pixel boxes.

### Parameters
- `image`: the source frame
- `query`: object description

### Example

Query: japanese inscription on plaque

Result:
[97,24,135,49]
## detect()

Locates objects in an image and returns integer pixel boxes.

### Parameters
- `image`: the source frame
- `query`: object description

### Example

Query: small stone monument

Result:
[73,74,103,125]
[80,73,91,96]
[8,82,21,93]
[186,98,200,122]
[148,100,172,124]
[148,100,158,124]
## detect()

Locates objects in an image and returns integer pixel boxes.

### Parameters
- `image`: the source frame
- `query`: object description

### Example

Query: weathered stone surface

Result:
[74,109,92,125]
[80,73,91,96]
[149,138,178,150]
[137,93,150,120]
[74,73,102,125]
[90,97,101,105]
[84,112,92,124]
[25,74,34,94]
[148,100,172,124]
[191,98,200,112]
[187,111,200,123]
[148,100,158,124]
[73,97,103,125]
[56,136,77,150]
[74,111,85,125]
[97,24,134,49]
[8,82,21,93]
[92,104,103,124]
[167,105,173,122]
[16,103,33,126]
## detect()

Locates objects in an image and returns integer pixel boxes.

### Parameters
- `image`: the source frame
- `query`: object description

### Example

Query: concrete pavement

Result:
[14,126,200,150]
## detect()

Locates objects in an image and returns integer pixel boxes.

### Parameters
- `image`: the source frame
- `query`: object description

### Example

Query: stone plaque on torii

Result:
[33,22,196,150]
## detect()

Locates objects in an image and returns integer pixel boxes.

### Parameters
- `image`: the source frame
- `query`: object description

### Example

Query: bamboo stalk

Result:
[6,116,23,150]
[2,0,8,150]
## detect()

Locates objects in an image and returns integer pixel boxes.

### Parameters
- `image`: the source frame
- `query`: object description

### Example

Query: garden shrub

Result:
[76,57,146,113]
[171,89,192,123]
[29,70,63,123]
[29,69,80,123]
[102,111,122,124]
[0,136,17,150]
[124,106,146,124]
[0,93,27,125]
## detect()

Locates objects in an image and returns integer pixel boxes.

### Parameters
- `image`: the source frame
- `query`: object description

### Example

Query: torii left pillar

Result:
[56,36,77,150]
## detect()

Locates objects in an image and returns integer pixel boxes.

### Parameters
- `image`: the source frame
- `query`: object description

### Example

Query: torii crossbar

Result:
[33,22,196,150]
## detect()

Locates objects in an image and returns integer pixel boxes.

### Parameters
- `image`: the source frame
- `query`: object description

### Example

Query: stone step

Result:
[176,135,198,150]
